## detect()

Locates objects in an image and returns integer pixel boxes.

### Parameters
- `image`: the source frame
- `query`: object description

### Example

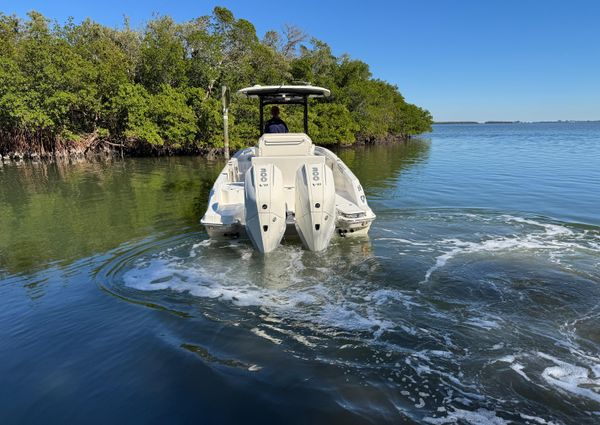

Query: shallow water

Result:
[1,123,600,424]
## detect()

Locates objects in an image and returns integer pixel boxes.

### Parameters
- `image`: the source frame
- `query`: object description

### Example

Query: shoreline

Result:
[0,135,414,164]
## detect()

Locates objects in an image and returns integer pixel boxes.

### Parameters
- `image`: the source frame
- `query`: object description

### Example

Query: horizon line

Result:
[433,119,600,124]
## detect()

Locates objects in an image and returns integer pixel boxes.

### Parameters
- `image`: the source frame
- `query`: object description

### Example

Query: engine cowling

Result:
[294,162,336,251]
[244,163,286,253]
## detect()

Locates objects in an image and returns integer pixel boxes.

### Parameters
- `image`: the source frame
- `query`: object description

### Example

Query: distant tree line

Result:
[0,7,433,157]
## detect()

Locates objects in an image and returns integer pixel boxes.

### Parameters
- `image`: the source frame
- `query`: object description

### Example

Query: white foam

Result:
[123,252,396,341]
[429,350,454,359]
[424,407,509,424]
[260,323,317,347]
[538,352,600,403]
[415,397,426,408]
[369,289,421,308]
[519,413,559,425]
[318,303,393,337]
[465,318,501,330]
[494,354,533,382]
[377,237,430,246]
[502,215,573,236]
[251,327,282,345]
[401,325,418,336]
[497,355,515,363]
[592,364,600,378]
[414,350,454,361]
[510,363,531,382]
[190,239,213,257]
[421,215,596,282]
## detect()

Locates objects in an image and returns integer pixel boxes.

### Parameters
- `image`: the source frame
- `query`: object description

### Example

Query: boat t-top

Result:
[201,84,375,253]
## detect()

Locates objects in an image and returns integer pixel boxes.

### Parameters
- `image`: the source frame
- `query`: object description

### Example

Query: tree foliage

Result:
[0,8,432,156]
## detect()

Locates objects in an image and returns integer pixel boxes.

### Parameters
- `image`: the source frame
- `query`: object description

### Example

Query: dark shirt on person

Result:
[264,117,289,134]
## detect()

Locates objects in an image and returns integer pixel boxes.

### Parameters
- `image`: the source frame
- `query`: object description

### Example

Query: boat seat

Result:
[220,182,245,204]
[257,133,314,156]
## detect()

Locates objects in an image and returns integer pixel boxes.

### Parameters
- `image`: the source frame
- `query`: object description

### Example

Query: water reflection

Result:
[0,141,430,275]
[0,157,223,274]
[335,138,431,193]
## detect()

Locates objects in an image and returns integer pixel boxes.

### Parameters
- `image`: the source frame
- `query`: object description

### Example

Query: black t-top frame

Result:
[237,85,330,136]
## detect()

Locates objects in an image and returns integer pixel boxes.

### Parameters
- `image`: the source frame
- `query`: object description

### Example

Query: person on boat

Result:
[264,106,289,133]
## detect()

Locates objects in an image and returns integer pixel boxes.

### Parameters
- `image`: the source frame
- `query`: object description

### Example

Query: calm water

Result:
[1,123,599,424]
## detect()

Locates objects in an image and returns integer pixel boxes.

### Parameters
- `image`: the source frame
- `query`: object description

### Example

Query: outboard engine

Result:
[244,163,286,253]
[294,163,336,251]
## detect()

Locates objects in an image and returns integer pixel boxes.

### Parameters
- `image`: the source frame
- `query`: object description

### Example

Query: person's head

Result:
[270,105,280,118]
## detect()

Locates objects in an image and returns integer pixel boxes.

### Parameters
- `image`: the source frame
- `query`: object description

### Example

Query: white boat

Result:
[201,85,375,253]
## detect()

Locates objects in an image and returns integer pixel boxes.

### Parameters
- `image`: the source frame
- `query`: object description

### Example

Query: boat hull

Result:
[201,133,375,253]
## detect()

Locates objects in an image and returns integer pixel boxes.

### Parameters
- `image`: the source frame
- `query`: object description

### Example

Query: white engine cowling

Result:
[244,163,286,253]
[294,163,336,251]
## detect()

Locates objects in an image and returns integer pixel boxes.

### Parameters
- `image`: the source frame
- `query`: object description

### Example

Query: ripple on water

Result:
[96,209,600,423]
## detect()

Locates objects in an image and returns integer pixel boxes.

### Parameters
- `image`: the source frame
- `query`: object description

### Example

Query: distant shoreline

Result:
[434,120,600,125]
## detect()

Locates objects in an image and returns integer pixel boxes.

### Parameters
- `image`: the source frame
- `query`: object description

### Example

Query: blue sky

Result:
[2,0,599,121]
